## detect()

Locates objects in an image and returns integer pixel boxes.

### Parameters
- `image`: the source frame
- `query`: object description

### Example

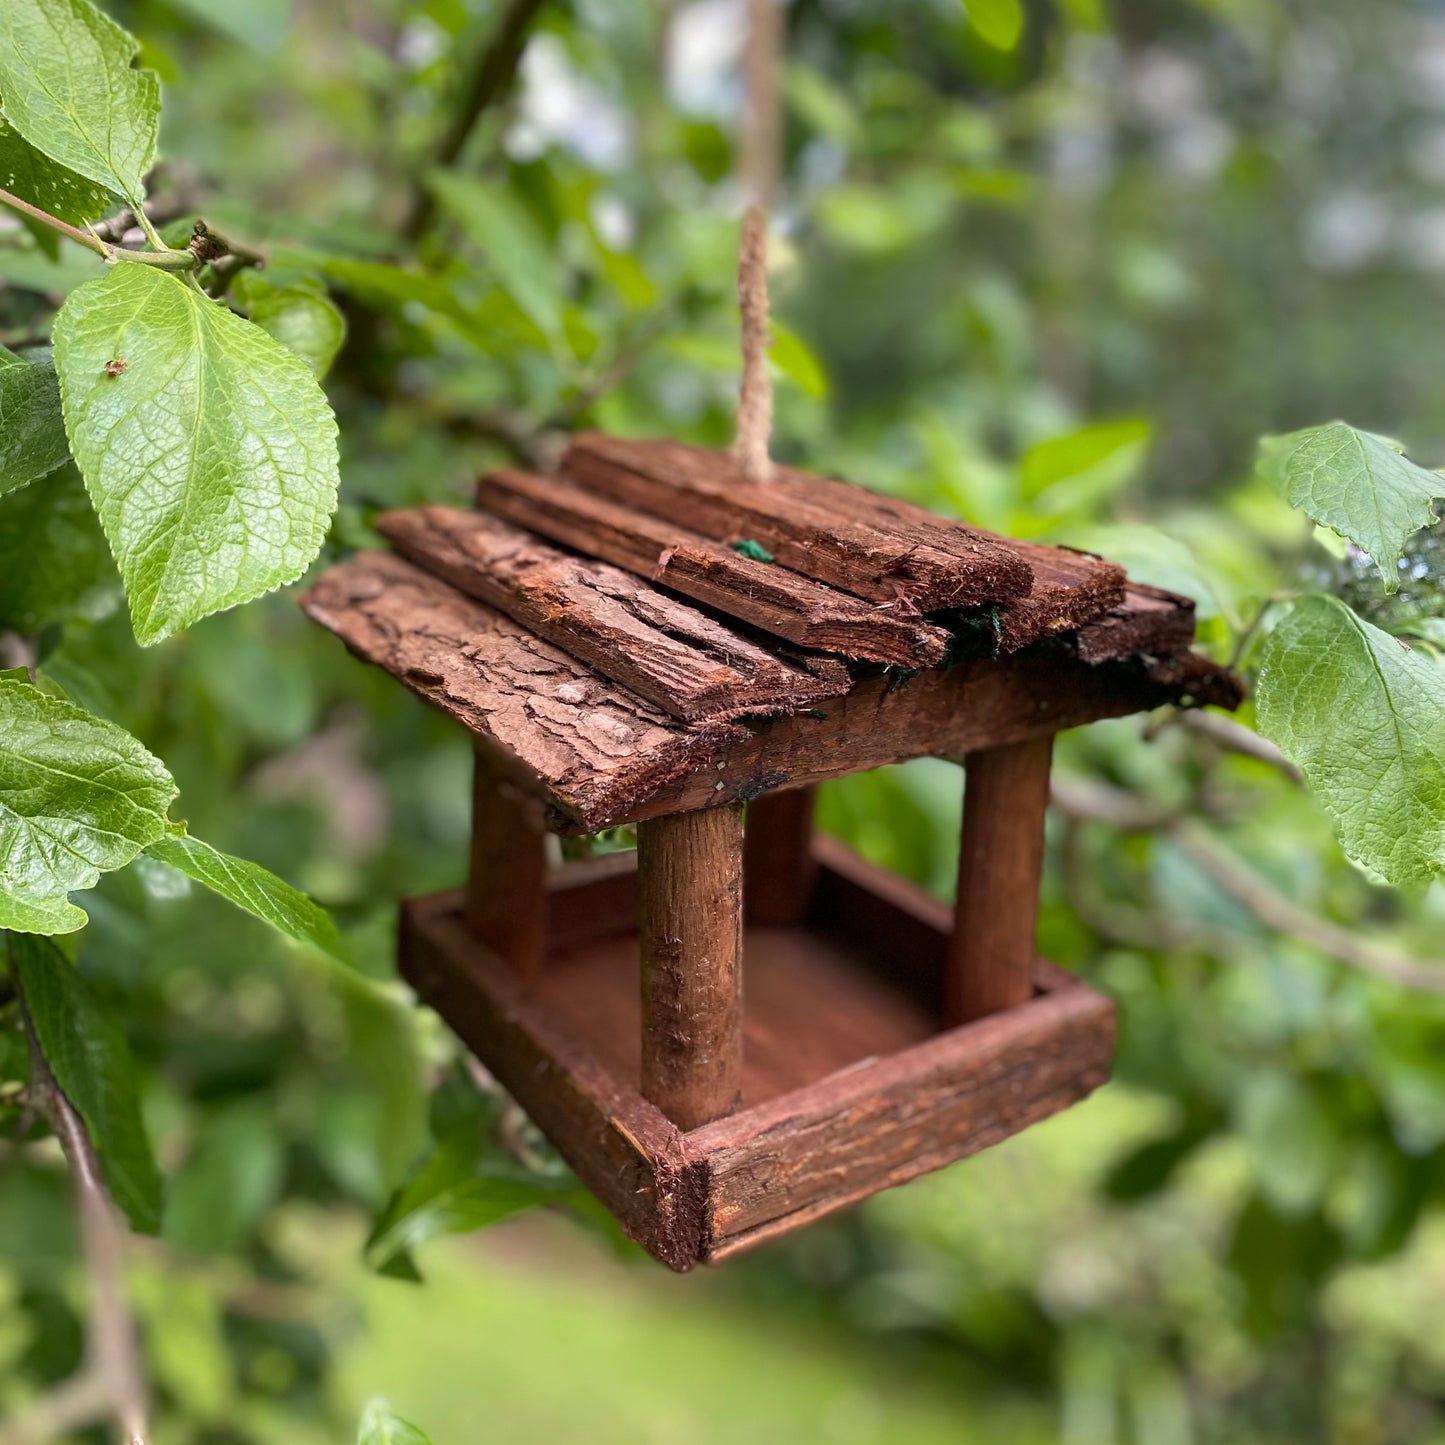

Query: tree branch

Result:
[0,1000,149,1445]
[1151,706,1303,784]
[402,0,550,241]
[1052,775,1445,996]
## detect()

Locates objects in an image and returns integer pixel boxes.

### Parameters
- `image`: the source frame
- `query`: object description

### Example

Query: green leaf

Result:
[1258,422,1443,594]
[1065,522,1222,620]
[1020,417,1152,514]
[0,677,176,932]
[358,1400,434,1445]
[0,122,113,227]
[8,932,163,1232]
[52,263,340,645]
[365,1125,568,1275]
[231,272,346,379]
[769,322,829,399]
[0,0,160,207]
[428,171,564,349]
[965,0,1025,51]
[0,464,118,631]
[144,832,348,963]
[164,1103,286,1253]
[0,344,70,496]
[1255,593,1445,885]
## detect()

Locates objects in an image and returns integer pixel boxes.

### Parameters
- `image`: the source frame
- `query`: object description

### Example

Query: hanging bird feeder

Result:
[300,432,1240,1270]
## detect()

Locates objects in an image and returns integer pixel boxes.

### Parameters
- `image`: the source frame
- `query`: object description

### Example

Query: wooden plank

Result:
[638,805,746,1130]
[608,648,1238,828]
[990,542,1127,653]
[477,468,951,668]
[561,433,1033,610]
[744,786,818,927]
[400,893,705,1270]
[465,746,548,979]
[545,849,638,952]
[689,974,1115,1258]
[948,736,1053,1024]
[303,552,1239,833]
[300,551,745,830]
[1072,583,1196,664]
[377,506,848,725]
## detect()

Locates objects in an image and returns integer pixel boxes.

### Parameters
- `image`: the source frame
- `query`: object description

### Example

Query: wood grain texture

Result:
[989,541,1127,652]
[562,433,1033,610]
[465,746,549,978]
[692,975,1114,1259]
[477,468,951,668]
[744,786,818,927]
[399,893,704,1270]
[377,506,847,724]
[1072,583,1196,664]
[948,736,1054,1024]
[299,551,745,829]
[638,805,745,1130]
[616,650,1236,827]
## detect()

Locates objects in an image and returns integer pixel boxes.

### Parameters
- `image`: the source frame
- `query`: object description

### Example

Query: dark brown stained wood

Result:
[1072,583,1196,664]
[609,648,1240,828]
[809,832,951,1013]
[692,974,1114,1260]
[303,553,1239,833]
[948,736,1053,1024]
[403,842,1114,1269]
[990,541,1128,653]
[377,506,848,725]
[399,893,704,1270]
[477,468,951,668]
[638,805,745,1130]
[561,433,1033,610]
[544,849,638,952]
[299,551,746,830]
[744,786,818,927]
[466,747,548,979]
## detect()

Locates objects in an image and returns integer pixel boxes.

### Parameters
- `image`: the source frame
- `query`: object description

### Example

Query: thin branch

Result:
[402,0,550,241]
[0,185,109,257]
[1153,707,1303,784]
[0,1000,149,1445]
[1052,775,1445,996]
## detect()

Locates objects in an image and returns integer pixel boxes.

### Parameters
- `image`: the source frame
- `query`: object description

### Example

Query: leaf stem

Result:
[0,186,198,272]
[0,185,109,257]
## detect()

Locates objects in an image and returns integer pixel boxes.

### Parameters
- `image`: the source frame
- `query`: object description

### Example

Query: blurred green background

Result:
[7,0,1445,1440]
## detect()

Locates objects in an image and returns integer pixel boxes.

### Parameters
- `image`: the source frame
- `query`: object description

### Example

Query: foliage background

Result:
[7,0,1445,1440]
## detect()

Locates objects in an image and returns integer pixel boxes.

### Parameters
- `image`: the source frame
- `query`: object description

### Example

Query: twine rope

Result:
[733,0,782,484]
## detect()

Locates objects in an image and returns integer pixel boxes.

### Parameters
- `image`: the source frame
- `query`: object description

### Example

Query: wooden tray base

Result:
[399,836,1115,1271]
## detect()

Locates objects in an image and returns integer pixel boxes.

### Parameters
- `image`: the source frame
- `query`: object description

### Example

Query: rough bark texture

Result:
[300,551,744,829]
[948,736,1054,1024]
[378,505,848,723]
[990,541,1128,652]
[1072,583,1197,663]
[638,805,746,1131]
[562,433,1034,610]
[477,468,952,667]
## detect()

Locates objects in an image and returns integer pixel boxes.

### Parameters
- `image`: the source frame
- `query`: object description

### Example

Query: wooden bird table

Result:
[302,434,1240,1270]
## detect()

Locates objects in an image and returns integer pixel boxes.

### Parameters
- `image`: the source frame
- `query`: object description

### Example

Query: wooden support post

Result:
[947,735,1054,1025]
[464,746,549,981]
[744,786,818,927]
[638,804,745,1131]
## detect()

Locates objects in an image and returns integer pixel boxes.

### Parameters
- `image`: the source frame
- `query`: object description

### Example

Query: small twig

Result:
[402,0,550,241]
[1155,707,1303,784]
[0,185,109,257]
[1053,775,1445,995]
[0,990,149,1445]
